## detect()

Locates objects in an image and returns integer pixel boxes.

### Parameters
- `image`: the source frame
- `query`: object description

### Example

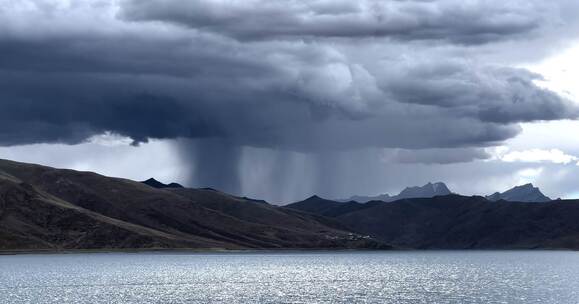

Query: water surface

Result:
[1,251,578,303]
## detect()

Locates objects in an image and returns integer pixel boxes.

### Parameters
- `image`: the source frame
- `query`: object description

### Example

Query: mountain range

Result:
[0,159,383,252]
[343,182,551,203]
[344,182,452,203]
[486,183,552,202]
[1,158,577,252]
[286,194,579,250]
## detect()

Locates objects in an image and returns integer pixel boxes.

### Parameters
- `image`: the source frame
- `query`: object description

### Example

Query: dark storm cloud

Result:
[0,70,222,146]
[383,148,491,165]
[182,139,243,194]
[0,0,579,200]
[1,0,579,195]
[379,62,579,123]
[0,26,573,150]
[121,0,546,44]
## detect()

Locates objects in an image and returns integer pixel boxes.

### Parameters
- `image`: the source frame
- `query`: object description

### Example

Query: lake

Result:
[1,251,578,303]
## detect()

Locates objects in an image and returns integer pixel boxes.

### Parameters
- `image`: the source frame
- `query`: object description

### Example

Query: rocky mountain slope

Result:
[0,159,384,252]
[287,195,368,217]
[486,183,552,202]
[141,178,184,189]
[343,182,452,203]
[287,194,579,249]
[2,158,574,252]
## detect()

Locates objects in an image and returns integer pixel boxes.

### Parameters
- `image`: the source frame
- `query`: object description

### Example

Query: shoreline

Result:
[0,247,393,256]
[1,247,574,256]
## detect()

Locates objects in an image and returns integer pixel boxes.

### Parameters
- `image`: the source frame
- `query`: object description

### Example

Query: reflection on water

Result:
[1,251,578,303]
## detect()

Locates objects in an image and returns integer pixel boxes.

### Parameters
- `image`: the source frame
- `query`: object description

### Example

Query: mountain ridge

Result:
[342,182,452,203]
[342,182,553,203]
[0,158,385,252]
[1,158,575,252]
[141,178,184,189]
[486,183,552,203]
[287,194,579,249]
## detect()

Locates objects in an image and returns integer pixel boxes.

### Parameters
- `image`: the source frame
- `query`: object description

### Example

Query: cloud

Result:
[382,148,491,164]
[515,167,544,186]
[0,138,187,184]
[0,1,575,151]
[0,0,578,197]
[492,147,579,164]
[121,0,561,44]
[376,61,579,123]
[85,132,134,147]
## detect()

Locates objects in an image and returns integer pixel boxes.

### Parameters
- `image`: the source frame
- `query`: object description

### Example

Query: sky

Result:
[0,0,578,203]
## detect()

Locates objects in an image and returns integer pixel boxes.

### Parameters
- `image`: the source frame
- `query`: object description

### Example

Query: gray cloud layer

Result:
[123,0,553,44]
[0,0,578,195]
[383,148,491,165]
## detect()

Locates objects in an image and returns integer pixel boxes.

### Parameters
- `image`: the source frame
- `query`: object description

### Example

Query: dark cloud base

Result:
[0,0,578,198]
